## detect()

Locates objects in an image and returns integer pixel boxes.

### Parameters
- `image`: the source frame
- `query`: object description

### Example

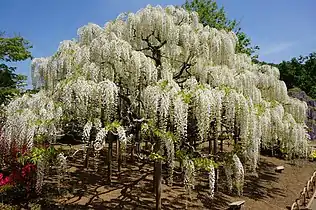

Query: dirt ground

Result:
[32,145,316,210]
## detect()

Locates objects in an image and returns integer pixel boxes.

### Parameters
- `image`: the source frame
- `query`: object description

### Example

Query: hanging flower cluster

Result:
[56,152,67,192]
[208,164,215,199]
[232,154,244,196]
[4,91,62,152]
[183,158,195,194]
[224,162,233,194]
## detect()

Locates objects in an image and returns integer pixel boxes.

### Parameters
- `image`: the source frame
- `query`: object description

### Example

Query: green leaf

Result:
[179,90,192,104]
[193,157,217,172]
[159,80,169,90]
[0,33,32,105]
[149,152,165,161]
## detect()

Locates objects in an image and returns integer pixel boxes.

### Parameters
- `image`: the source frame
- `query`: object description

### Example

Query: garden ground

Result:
[43,145,316,209]
[2,144,315,210]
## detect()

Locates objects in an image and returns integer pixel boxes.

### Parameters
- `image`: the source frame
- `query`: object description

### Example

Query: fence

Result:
[290,171,316,210]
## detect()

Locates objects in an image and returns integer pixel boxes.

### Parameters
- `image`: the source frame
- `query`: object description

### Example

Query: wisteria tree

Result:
[1,4,310,209]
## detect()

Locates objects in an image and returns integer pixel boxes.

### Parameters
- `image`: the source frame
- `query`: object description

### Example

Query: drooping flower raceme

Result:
[208,164,215,199]
[232,154,244,196]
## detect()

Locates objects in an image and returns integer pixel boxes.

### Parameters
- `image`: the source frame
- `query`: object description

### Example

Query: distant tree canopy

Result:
[183,0,259,59]
[277,52,316,99]
[0,32,32,105]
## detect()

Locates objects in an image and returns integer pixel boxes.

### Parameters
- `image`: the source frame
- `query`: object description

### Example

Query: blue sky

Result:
[1,0,315,88]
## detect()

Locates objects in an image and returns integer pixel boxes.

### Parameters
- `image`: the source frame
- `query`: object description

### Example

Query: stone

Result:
[275,166,284,173]
[68,166,78,173]
[229,200,245,210]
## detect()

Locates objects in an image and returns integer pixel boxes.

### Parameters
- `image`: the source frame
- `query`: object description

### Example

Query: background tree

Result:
[0,32,32,106]
[277,52,316,99]
[183,0,259,59]
[254,52,316,99]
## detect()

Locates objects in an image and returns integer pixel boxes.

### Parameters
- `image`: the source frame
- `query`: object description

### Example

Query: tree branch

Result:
[173,53,194,80]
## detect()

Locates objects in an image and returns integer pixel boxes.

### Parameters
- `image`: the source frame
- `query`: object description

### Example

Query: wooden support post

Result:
[84,146,90,169]
[214,136,218,192]
[153,161,156,193]
[209,137,212,155]
[131,144,135,162]
[107,133,113,184]
[145,141,149,150]
[116,140,119,161]
[118,140,121,173]
[155,160,162,210]
[84,126,96,169]
[136,142,140,154]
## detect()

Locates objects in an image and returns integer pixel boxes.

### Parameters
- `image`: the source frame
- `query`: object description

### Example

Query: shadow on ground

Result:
[2,146,294,210]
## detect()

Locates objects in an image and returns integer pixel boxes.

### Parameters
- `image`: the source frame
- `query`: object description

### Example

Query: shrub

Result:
[0,140,57,204]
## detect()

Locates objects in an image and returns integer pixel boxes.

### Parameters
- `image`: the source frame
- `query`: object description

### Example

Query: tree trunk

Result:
[116,139,119,161]
[145,141,148,150]
[107,133,114,184]
[153,161,156,193]
[118,141,122,173]
[131,144,135,162]
[84,146,90,169]
[136,142,140,154]
[209,137,212,155]
[84,126,96,169]
[153,136,162,192]
[155,160,162,210]
[213,136,218,192]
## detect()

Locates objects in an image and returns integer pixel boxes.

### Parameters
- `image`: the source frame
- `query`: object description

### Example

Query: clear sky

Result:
[1,0,315,88]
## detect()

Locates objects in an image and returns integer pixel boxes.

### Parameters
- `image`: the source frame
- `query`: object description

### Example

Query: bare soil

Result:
[33,145,316,210]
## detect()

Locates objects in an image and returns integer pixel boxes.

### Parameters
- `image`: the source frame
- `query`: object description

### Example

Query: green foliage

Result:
[178,90,192,104]
[149,152,165,161]
[30,147,47,164]
[278,52,316,99]
[220,85,231,95]
[104,120,121,132]
[33,134,47,144]
[183,0,259,59]
[197,83,206,90]
[0,184,13,193]
[255,52,316,99]
[183,0,236,30]
[175,150,186,161]
[32,119,54,127]
[159,80,169,90]
[255,103,265,117]
[234,182,243,195]
[17,146,57,165]
[0,32,32,105]
[193,157,217,171]
[309,150,316,159]
[141,119,178,142]
[175,151,217,172]
[0,32,32,62]
[270,100,278,108]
